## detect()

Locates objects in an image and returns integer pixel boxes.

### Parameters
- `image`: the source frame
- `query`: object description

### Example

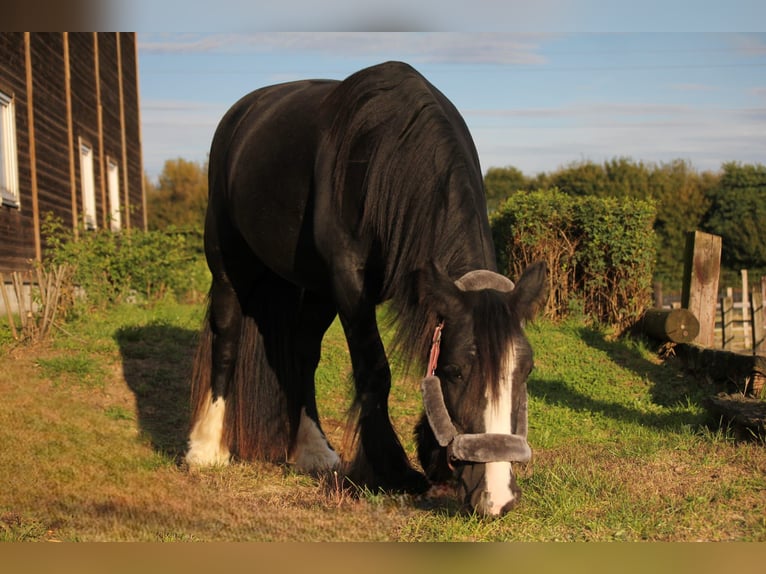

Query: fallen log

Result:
[640,308,700,344]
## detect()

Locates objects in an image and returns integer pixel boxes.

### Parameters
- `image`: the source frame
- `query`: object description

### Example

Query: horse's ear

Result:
[509,261,548,322]
[415,261,464,319]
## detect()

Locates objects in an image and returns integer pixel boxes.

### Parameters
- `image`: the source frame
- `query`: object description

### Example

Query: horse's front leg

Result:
[334,278,428,493]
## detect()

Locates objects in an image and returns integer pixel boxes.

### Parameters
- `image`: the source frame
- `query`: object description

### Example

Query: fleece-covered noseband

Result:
[420,270,532,465]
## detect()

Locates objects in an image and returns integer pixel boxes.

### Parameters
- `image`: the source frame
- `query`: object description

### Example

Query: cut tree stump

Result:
[705,393,766,440]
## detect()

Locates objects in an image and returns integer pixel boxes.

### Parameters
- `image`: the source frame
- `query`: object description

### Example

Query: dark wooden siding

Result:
[30,34,74,231]
[68,32,100,229]
[0,33,35,273]
[98,32,122,229]
[120,33,143,231]
[0,32,144,274]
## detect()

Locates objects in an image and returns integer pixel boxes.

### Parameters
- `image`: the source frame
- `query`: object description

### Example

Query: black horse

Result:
[186,61,547,516]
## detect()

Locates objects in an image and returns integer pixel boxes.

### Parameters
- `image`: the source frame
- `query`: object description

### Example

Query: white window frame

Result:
[0,90,20,208]
[107,157,121,231]
[79,138,97,230]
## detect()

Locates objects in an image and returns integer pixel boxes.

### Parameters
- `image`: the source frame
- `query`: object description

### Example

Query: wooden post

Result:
[94,32,107,230]
[742,270,751,349]
[761,275,766,344]
[134,34,148,231]
[116,32,130,231]
[762,276,766,329]
[752,289,764,355]
[681,231,722,348]
[653,282,663,308]
[24,33,41,262]
[721,295,734,350]
[63,32,79,239]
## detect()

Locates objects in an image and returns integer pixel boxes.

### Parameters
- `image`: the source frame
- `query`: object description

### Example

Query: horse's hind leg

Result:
[186,276,241,467]
[287,291,340,473]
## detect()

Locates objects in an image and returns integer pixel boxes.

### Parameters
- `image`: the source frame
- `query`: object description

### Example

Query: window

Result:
[107,158,121,231]
[0,91,19,208]
[79,139,96,230]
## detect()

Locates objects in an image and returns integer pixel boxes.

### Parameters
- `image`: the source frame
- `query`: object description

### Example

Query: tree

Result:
[703,162,766,274]
[650,159,716,286]
[484,166,529,213]
[146,158,208,230]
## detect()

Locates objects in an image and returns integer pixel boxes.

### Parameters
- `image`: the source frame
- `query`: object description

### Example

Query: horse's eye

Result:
[442,364,463,381]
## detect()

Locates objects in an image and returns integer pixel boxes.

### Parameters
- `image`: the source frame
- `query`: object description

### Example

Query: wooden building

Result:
[0,32,145,274]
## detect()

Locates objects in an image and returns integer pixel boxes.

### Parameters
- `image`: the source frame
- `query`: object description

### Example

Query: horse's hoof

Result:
[395,468,430,494]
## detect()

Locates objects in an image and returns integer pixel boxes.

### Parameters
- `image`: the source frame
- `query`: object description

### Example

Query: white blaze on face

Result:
[186,393,230,467]
[481,342,516,515]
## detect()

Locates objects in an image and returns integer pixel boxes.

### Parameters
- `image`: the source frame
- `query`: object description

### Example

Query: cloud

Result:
[138,32,549,66]
[670,83,718,92]
[731,33,766,57]
[465,102,693,122]
[467,101,766,174]
[141,98,226,178]
[116,1,584,34]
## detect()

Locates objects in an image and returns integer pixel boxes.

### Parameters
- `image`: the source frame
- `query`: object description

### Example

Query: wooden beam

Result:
[63,32,78,239]
[23,33,41,262]
[133,33,147,231]
[116,32,130,231]
[94,32,107,230]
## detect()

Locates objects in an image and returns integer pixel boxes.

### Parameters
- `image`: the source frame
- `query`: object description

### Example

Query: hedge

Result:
[491,188,656,328]
[42,214,209,310]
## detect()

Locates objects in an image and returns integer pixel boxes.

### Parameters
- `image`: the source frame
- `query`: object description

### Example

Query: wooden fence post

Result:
[681,230,722,348]
[762,276,766,324]
[742,270,751,349]
[752,289,764,355]
[721,295,734,350]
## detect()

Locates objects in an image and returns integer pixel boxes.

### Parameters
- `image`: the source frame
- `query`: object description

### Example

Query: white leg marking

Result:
[482,343,516,515]
[288,408,339,472]
[186,394,230,467]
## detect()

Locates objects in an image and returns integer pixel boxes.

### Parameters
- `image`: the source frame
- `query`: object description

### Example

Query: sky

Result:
[137,29,766,182]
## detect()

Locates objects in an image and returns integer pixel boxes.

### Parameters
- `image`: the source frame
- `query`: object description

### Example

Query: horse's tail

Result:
[189,284,297,463]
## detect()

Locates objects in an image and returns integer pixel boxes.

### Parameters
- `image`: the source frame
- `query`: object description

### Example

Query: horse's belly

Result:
[230,181,329,290]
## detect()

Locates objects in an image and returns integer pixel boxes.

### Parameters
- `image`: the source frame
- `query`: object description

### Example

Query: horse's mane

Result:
[323,61,505,379]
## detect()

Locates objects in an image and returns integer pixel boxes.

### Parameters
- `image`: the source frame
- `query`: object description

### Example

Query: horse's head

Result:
[415,261,547,516]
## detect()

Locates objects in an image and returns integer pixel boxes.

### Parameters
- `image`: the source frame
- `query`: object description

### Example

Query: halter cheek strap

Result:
[427,320,444,377]
[421,321,532,465]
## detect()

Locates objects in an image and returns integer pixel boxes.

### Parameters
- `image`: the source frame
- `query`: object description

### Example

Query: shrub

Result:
[42,214,209,310]
[491,189,656,329]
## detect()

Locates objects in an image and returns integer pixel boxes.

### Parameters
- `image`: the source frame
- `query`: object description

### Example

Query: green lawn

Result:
[0,301,764,541]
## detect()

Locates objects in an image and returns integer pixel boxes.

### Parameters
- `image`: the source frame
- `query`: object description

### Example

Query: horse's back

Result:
[207,79,339,286]
[206,61,487,291]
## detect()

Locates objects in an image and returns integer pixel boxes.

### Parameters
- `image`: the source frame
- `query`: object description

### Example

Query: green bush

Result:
[491,189,656,328]
[42,215,209,310]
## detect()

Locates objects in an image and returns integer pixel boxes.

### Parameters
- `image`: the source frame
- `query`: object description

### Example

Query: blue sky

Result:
[137,32,766,182]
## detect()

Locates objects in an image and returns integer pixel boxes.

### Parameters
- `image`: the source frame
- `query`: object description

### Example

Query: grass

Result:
[0,301,764,541]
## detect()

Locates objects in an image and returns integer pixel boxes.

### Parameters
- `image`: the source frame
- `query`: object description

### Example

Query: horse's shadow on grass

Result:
[531,325,712,431]
[114,321,198,462]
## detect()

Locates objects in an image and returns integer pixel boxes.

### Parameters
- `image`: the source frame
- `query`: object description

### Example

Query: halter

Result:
[420,269,532,466]
[426,320,444,377]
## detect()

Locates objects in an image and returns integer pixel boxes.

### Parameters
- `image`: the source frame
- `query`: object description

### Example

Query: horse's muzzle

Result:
[420,376,531,464]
